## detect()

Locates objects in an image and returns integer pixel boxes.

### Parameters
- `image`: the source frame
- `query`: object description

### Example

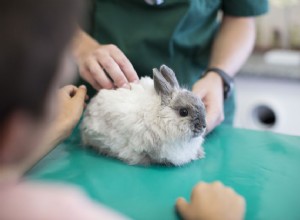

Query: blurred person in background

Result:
[0,0,124,219]
[73,0,269,133]
[0,0,245,219]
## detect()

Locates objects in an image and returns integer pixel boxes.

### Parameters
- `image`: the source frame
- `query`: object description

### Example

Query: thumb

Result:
[204,98,220,134]
[192,80,206,99]
[193,87,206,99]
[73,85,87,102]
[206,111,218,134]
[176,197,191,219]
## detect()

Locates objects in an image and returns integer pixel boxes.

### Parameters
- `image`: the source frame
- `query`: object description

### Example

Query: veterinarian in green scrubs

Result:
[73,0,268,133]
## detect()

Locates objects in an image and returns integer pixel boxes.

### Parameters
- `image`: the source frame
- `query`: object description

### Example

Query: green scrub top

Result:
[81,0,268,124]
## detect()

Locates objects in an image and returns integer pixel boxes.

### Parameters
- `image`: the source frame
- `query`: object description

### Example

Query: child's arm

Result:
[0,182,127,220]
[176,181,245,220]
[13,85,87,175]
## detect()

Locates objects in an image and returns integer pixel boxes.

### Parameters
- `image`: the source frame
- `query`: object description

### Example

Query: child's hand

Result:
[55,85,88,139]
[176,181,245,220]
[9,85,88,175]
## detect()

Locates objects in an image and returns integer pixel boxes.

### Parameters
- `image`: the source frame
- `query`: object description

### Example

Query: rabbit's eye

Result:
[179,108,189,117]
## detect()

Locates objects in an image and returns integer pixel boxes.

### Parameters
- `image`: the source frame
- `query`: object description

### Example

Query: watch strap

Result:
[203,67,234,100]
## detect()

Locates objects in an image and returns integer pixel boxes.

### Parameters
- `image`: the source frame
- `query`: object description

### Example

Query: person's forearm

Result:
[18,125,66,175]
[14,124,67,176]
[72,28,99,60]
[209,15,256,77]
[0,125,65,180]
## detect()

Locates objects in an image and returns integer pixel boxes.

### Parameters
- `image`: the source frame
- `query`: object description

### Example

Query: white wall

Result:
[234,76,300,136]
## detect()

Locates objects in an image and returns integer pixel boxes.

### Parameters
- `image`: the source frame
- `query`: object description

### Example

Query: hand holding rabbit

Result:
[192,71,224,134]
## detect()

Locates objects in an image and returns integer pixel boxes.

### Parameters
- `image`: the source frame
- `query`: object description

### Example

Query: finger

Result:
[71,86,87,117]
[110,48,139,83]
[60,85,78,98]
[205,101,222,134]
[176,198,191,220]
[98,56,130,89]
[195,89,206,99]
[192,82,206,99]
[82,69,102,91]
[72,85,87,104]
[191,182,208,201]
[237,195,246,208]
[224,187,236,197]
[206,111,218,134]
[193,182,208,192]
[86,58,114,89]
[206,110,223,134]
[211,181,225,188]
[204,103,215,132]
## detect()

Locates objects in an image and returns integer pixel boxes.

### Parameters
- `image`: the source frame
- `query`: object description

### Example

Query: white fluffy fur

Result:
[81,77,204,166]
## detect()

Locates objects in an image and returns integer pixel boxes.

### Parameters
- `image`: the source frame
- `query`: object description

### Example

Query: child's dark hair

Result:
[0,0,81,125]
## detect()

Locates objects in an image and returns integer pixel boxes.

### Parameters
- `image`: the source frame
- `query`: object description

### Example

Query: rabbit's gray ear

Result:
[153,68,173,103]
[160,65,179,89]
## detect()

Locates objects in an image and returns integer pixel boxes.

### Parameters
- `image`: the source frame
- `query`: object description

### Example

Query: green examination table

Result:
[28,125,300,220]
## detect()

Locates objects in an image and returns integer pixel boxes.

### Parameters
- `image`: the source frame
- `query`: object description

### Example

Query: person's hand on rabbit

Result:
[192,72,224,134]
[73,30,139,90]
[176,181,245,220]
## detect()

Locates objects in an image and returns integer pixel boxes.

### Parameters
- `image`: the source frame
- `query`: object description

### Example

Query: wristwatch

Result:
[202,67,234,100]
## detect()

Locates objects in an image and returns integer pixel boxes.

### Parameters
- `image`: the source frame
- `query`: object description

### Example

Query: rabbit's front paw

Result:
[196,147,205,159]
[138,154,152,166]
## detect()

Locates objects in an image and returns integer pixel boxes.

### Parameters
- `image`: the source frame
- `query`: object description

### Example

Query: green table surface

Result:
[28,125,300,220]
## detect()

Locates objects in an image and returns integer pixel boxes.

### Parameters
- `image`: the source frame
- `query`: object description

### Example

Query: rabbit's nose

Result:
[195,122,204,130]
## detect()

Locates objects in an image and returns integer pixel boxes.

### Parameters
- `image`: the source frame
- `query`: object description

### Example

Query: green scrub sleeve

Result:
[222,0,269,17]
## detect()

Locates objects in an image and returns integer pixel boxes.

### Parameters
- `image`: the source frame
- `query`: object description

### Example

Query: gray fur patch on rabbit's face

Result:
[170,90,206,137]
[153,64,206,141]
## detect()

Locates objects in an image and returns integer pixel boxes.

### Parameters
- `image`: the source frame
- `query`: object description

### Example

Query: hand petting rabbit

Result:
[81,65,207,166]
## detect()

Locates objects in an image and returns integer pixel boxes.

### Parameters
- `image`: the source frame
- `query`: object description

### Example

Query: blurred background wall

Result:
[234,0,300,136]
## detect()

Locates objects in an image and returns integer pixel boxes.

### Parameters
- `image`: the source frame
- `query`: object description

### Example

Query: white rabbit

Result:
[81,65,206,166]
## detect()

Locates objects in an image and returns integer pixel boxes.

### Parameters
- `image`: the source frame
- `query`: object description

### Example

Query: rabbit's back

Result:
[81,77,161,164]
[80,70,205,166]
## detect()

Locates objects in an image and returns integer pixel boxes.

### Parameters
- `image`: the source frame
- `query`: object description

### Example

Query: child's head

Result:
[0,0,81,165]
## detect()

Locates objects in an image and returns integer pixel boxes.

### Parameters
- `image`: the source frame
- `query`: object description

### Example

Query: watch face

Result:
[144,0,164,5]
